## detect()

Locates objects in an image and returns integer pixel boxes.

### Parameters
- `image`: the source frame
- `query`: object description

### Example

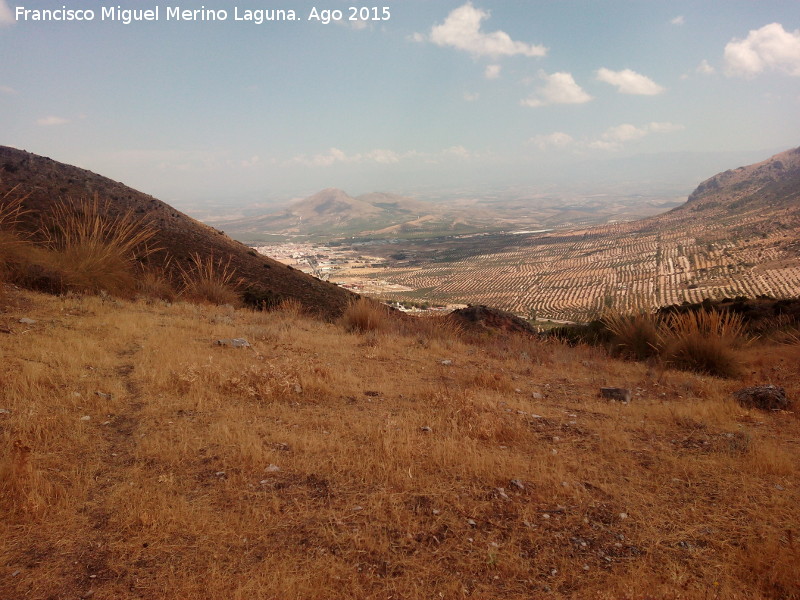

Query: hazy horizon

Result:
[2,1,799,209]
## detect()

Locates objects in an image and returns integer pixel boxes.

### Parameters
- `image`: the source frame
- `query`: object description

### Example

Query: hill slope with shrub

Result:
[0,146,354,317]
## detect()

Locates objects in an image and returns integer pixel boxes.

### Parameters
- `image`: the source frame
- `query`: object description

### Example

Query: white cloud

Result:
[290,147,409,167]
[0,0,14,25]
[589,122,684,150]
[0,85,17,95]
[427,2,547,58]
[596,68,665,95]
[647,121,684,133]
[484,64,501,79]
[292,147,349,167]
[724,23,800,77]
[521,71,592,107]
[37,115,69,126]
[443,145,471,159]
[671,15,685,26]
[288,146,479,168]
[696,59,715,75]
[364,149,401,164]
[530,132,574,150]
[463,91,480,102]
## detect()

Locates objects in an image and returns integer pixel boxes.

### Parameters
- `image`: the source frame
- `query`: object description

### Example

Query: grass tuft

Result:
[340,297,390,333]
[39,196,158,296]
[602,310,660,360]
[179,252,241,305]
[660,309,747,378]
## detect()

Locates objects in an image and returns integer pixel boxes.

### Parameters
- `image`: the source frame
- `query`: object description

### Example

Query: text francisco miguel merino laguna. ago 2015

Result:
[13,5,392,25]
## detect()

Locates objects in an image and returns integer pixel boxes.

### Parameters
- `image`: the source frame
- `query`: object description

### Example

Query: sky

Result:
[1,1,800,208]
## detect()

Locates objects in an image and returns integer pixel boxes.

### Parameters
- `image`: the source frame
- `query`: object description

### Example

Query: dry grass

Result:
[341,297,391,333]
[34,196,159,296]
[603,311,660,360]
[1,288,798,599]
[660,310,747,378]
[179,252,241,305]
[0,187,31,302]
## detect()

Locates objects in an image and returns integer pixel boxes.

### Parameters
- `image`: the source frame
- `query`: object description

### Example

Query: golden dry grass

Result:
[40,196,159,296]
[341,297,391,333]
[0,288,798,599]
[178,252,241,305]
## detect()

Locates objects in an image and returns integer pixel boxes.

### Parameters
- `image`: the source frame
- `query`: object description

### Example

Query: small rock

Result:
[420,426,432,433]
[215,471,226,477]
[509,479,525,490]
[0,408,11,415]
[514,388,522,394]
[432,509,441,515]
[583,564,590,571]
[95,392,112,400]
[19,318,37,324]
[440,359,452,366]
[495,487,509,500]
[80,415,91,421]
[734,385,791,411]
[11,569,20,576]
[619,512,628,520]
[294,384,303,394]
[542,513,550,519]
[467,518,477,527]
[215,338,251,348]
[363,390,380,397]
[600,387,632,402]
[265,464,281,473]
[775,484,785,491]
[531,392,543,400]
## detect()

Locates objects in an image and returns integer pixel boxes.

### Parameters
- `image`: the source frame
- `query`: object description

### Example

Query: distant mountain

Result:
[218,188,477,241]
[0,146,354,317]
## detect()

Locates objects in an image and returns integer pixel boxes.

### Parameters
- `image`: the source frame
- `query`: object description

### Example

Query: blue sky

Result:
[1,1,799,206]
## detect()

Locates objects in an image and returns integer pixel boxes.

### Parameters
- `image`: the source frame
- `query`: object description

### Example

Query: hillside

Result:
[344,147,800,322]
[1,287,798,599]
[0,146,354,318]
[684,146,800,213]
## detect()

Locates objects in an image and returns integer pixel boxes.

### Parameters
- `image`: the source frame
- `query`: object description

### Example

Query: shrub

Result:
[602,311,660,360]
[400,313,464,346]
[40,196,158,296]
[179,252,241,305]
[660,309,746,378]
[136,261,177,302]
[0,187,31,299]
[277,297,305,318]
[341,297,389,333]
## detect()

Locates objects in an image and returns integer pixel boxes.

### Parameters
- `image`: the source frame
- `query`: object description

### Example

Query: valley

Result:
[253,148,800,323]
